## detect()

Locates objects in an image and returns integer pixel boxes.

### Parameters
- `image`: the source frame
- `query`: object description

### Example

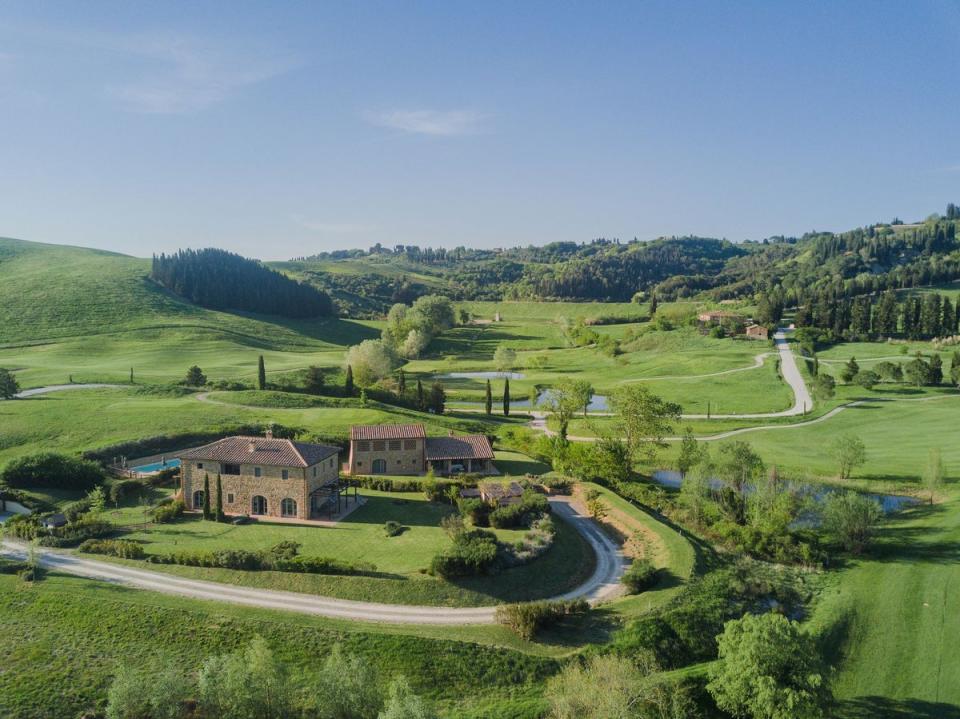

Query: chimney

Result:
[265,428,273,439]
[248,441,256,453]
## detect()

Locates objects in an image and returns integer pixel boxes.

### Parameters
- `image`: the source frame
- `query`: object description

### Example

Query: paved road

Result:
[11,383,121,398]
[681,330,813,419]
[0,497,626,625]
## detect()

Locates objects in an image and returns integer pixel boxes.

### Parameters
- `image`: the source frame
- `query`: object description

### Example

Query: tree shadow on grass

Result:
[833,696,960,719]
[533,605,622,648]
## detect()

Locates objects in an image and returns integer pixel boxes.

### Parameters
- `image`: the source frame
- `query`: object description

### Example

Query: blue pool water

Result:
[132,458,181,474]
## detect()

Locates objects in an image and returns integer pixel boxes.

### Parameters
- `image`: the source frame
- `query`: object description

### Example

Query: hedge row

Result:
[78,539,146,559]
[146,541,374,576]
[495,599,589,640]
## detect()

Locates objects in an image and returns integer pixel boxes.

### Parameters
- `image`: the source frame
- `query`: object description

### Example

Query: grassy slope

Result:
[0,237,380,386]
[810,496,960,717]
[0,572,557,719]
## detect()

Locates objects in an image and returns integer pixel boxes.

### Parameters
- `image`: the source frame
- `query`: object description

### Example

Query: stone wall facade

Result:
[347,438,424,476]
[181,454,339,520]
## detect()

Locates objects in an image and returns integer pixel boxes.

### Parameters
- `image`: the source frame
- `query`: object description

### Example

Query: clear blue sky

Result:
[1,1,959,260]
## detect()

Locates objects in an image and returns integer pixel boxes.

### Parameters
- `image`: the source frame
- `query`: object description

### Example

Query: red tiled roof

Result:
[179,436,338,467]
[425,435,494,461]
[350,424,426,441]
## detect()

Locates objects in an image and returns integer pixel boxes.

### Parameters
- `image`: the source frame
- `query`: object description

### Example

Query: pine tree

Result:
[503,378,511,417]
[416,379,425,410]
[202,474,211,520]
[257,355,266,390]
[485,379,493,415]
[345,365,354,395]
[214,474,224,522]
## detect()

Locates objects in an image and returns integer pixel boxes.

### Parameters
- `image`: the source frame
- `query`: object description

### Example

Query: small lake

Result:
[454,388,609,412]
[441,371,526,380]
[651,470,918,514]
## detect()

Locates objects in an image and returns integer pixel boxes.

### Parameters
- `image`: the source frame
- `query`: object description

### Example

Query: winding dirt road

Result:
[0,498,626,625]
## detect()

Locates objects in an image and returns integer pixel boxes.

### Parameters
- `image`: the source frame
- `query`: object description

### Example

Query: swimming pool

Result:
[131,458,181,474]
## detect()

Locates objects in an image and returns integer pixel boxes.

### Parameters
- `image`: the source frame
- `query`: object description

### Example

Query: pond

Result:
[651,470,918,514]
[440,371,526,380]
[454,389,610,412]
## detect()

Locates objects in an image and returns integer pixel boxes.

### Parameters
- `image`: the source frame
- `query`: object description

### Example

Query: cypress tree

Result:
[258,355,266,390]
[649,292,658,316]
[130,367,134,384]
[398,369,406,395]
[345,365,354,395]
[202,474,211,520]
[485,379,492,415]
[930,354,944,385]
[503,378,511,417]
[416,379,425,410]
[214,474,223,522]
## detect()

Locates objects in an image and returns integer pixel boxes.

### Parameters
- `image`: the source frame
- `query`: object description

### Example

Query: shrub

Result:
[0,558,30,575]
[383,520,405,537]
[109,479,145,505]
[622,559,659,593]
[37,517,113,547]
[0,452,104,490]
[429,529,499,578]
[153,499,185,524]
[489,491,549,529]
[79,539,146,559]
[495,599,589,640]
[61,496,94,522]
[457,498,490,527]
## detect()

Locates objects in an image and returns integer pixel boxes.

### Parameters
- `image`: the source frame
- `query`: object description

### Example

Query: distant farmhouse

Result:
[698,310,770,340]
[179,432,340,521]
[347,424,495,477]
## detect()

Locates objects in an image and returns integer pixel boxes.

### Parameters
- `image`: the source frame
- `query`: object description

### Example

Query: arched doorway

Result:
[372,458,387,474]
[192,490,204,509]
[281,498,297,518]
[251,495,268,515]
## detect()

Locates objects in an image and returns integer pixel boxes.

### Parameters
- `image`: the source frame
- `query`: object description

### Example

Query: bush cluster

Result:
[621,559,659,593]
[383,520,405,537]
[489,490,549,529]
[457,497,490,526]
[78,538,146,559]
[502,516,556,567]
[0,452,104,490]
[495,599,589,640]
[108,479,145,505]
[152,499,185,524]
[429,529,499,578]
[147,541,374,576]
[3,514,112,547]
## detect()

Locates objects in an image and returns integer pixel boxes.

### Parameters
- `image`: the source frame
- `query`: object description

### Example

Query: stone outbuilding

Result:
[745,324,770,340]
[346,424,496,477]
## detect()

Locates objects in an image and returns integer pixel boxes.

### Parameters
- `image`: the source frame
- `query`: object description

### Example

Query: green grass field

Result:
[97,489,597,607]
[810,496,960,717]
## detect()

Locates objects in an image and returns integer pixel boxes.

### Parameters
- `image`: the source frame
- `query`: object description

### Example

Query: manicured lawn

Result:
[810,495,960,716]
[0,571,557,719]
[99,489,598,607]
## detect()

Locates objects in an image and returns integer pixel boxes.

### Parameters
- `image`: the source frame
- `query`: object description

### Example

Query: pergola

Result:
[309,478,360,519]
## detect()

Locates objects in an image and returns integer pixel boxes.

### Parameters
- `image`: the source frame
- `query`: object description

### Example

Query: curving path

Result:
[11,383,121,398]
[623,351,770,382]
[0,497,626,625]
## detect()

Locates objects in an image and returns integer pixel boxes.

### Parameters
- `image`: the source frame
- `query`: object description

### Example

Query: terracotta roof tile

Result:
[179,437,338,468]
[425,435,494,461]
[350,424,426,441]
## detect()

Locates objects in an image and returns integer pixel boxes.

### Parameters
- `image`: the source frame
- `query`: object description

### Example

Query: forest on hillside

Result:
[287,206,960,315]
[151,248,334,319]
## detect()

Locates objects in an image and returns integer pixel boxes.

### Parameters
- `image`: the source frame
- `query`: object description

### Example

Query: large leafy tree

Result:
[540,378,593,439]
[344,340,397,386]
[708,613,829,719]
[829,434,866,479]
[608,385,681,466]
[821,491,883,553]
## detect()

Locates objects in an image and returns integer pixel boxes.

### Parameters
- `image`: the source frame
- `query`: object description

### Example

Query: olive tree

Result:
[345,340,397,386]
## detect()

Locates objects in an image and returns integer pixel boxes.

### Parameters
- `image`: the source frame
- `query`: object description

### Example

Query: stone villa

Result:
[179,433,340,521]
[346,424,496,476]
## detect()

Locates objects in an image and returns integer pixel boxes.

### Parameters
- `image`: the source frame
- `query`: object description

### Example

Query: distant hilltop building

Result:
[745,323,769,340]
[346,424,496,477]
